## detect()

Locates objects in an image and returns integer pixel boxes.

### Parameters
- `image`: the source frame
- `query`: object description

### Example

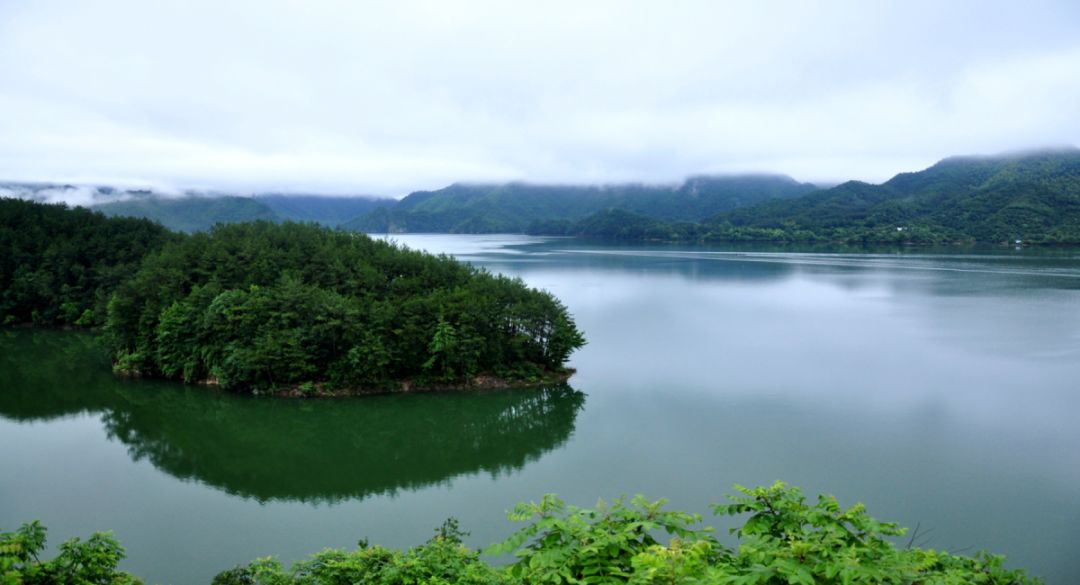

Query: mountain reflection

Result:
[0,330,586,503]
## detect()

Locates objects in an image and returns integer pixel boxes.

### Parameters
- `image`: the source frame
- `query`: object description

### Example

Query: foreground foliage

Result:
[0,521,141,584]
[2,484,1040,583]
[210,482,1040,585]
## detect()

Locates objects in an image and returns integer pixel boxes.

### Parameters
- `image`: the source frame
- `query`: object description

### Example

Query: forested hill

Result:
[253,193,396,226]
[703,148,1080,244]
[0,198,174,327]
[1,198,585,394]
[343,174,816,233]
[8,148,1079,243]
[97,193,399,231]
[95,194,280,232]
[106,221,584,393]
[0,183,397,232]
[522,149,1080,244]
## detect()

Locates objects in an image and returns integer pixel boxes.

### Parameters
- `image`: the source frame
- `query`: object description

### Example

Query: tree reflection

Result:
[0,330,585,503]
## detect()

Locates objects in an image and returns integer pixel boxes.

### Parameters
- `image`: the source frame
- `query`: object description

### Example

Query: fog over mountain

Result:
[1,0,1079,200]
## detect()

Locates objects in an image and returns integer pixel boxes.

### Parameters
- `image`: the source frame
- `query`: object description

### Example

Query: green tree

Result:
[0,521,142,585]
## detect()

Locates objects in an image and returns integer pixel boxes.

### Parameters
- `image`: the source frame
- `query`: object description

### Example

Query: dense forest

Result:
[344,174,816,233]
[0,329,588,502]
[0,198,174,327]
[3,482,1040,584]
[1,199,584,393]
[527,149,1080,244]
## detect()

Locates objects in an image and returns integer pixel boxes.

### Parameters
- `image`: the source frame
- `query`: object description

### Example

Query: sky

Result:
[1,0,1079,198]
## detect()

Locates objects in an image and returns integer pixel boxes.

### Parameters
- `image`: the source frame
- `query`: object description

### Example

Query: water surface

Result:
[3,237,1079,583]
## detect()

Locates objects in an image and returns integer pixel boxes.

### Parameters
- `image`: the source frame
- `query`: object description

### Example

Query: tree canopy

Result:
[2,199,584,394]
[104,221,584,393]
[0,198,174,327]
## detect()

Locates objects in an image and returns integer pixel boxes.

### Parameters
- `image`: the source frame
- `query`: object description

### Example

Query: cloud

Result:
[0,0,1078,199]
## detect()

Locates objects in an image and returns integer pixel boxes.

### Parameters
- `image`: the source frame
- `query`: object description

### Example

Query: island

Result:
[1,198,585,395]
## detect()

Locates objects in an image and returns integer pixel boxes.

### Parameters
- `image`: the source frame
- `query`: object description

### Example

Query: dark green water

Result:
[3,236,1080,584]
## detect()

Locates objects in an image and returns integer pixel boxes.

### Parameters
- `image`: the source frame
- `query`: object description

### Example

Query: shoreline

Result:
[197,368,577,398]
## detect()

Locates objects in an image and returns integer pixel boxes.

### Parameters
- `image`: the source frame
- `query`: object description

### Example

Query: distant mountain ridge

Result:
[344,174,817,233]
[96,195,280,232]
[704,147,1080,243]
[0,181,147,206]
[0,182,394,232]
[4,148,1079,243]
[525,148,1080,244]
[95,193,395,232]
[254,194,396,226]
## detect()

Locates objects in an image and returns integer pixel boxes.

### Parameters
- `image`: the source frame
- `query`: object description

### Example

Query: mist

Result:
[1,0,1079,202]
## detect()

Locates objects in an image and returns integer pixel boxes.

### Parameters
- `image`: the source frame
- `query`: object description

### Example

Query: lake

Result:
[3,236,1080,584]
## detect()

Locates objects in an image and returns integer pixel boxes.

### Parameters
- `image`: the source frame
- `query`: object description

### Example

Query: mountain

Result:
[343,174,816,233]
[95,195,280,232]
[7,147,1078,243]
[706,148,1080,244]
[0,183,282,233]
[95,192,401,231]
[253,194,396,226]
[0,182,133,206]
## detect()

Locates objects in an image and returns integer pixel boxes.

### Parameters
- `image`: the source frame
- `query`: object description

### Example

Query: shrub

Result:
[0,521,142,585]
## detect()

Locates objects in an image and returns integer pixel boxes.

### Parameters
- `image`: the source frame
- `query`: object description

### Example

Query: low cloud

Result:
[1,0,1078,201]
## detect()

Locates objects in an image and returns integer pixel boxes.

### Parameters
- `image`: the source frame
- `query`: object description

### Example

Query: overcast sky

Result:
[1,0,1079,197]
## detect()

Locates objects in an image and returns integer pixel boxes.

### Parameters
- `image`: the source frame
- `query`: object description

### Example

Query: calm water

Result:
[3,236,1080,584]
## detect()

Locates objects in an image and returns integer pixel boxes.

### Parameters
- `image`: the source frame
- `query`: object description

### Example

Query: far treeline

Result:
[2,482,1041,584]
[367,150,1080,246]
[93,192,396,232]
[347,148,1080,244]
[344,174,818,233]
[32,148,1080,245]
[528,149,1080,245]
[0,198,584,393]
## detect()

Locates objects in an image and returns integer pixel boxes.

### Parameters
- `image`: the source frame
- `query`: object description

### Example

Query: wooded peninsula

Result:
[0,198,584,394]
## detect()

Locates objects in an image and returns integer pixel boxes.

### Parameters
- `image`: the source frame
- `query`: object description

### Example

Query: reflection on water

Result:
[0,330,585,503]
[4,237,1080,584]
[553,248,1080,282]
[380,235,1080,585]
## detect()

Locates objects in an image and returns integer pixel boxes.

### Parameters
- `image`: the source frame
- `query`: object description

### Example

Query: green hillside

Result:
[705,148,1080,244]
[254,193,396,226]
[95,195,280,232]
[0,198,174,327]
[14,148,1080,243]
[2,199,584,394]
[524,149,1080,244]
[344,174,815,233]
[105,221,584,393]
